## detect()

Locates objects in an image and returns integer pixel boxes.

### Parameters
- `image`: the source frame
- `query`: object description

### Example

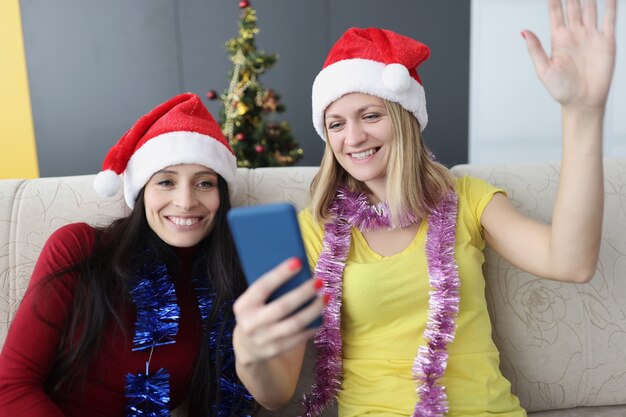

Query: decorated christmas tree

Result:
[207,0,303,168]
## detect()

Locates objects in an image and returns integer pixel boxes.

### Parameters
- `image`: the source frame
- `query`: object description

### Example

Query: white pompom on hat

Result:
[312,27,430,140]
[93,92,237,209]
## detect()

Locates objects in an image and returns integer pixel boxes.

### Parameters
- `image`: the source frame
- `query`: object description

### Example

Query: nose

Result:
[344,122,367,147]
[172,185,198,211]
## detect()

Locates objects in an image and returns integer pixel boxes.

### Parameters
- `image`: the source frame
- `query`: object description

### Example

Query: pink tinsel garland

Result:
[301,186,460,417]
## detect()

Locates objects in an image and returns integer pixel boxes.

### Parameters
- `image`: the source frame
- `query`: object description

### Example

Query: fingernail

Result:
[313,278,324,290]
[323,294,331,305]
[287,257,302,271]
[521,31,526,39]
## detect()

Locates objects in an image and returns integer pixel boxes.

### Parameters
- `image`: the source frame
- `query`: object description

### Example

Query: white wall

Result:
[469,0,625,163]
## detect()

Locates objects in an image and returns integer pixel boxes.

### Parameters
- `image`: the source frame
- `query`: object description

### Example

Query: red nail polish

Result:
[287,257,302,271]
[323,294,331,305]
[313,278,324,290]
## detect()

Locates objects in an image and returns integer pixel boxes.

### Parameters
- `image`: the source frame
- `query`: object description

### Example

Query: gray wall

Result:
[20,0,469,177]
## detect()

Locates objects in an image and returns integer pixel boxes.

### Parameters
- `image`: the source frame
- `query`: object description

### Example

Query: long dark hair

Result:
[41,176,249,416]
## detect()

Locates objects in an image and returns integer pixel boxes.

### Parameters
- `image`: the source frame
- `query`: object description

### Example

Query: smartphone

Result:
[227,203,323,328]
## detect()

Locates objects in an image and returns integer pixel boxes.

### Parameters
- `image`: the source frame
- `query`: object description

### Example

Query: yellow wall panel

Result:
[0,0,39,179]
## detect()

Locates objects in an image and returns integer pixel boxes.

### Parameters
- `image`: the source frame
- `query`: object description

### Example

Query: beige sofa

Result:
[1,160,626,416]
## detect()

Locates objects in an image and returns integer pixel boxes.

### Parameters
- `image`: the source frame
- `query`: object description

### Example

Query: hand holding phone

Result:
[227,203,323,328]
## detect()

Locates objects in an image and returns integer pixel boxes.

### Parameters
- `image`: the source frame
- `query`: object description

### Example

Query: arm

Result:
[233,257,324,410]
[0,224,93,416]
[482,0,617,283]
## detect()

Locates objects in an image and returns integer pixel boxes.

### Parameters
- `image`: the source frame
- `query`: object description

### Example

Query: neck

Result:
[363,178,387,205]
[174,245,198,260]
[174,245,199,277]
[334,185,419,230]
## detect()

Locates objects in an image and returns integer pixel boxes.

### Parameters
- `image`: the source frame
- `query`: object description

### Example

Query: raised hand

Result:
[523,0,617,109]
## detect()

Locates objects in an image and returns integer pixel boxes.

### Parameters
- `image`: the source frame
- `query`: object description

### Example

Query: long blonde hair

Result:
[309,98,455,224]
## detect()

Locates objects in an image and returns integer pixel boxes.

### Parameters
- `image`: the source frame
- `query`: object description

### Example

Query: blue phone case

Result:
[227,203,322,328]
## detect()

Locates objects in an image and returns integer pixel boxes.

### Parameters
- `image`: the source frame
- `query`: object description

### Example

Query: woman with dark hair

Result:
[0,92,252,416]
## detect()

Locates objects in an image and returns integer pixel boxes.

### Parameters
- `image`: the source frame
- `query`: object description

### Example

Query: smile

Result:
[168,216,202,226]
[350,148,378,160]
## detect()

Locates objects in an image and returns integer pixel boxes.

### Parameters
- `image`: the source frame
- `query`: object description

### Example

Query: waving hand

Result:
[523,0,617,109]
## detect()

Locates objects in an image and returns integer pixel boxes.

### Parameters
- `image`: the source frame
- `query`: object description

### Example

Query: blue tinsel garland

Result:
[193,275,253,417]
[131,259,180,351]
[125,367,171,417]
[125,254,252,417]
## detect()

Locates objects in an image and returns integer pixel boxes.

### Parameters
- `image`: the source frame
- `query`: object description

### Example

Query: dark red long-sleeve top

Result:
[0,223,203,416]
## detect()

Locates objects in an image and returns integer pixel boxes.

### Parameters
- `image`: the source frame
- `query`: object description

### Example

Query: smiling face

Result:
[143,164,220,248]
[324,93,393,198]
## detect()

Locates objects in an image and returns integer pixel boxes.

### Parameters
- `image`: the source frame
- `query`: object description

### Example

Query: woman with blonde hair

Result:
[233,1,618,416]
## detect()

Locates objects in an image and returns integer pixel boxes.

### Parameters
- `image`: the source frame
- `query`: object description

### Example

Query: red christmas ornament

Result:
[239,0,249,9]
[255,144,266,153]
[236,132,246,142]
[206,90,218,100]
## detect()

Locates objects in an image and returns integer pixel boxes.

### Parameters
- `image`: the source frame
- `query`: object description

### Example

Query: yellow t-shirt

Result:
[299,176,526,417]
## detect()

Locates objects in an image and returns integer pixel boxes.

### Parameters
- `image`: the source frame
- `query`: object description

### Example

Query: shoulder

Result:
[298,206,326,244]
[298,207,323,234]
[47,222,96,248]
[26,223,97,296]
[455,176,506,204]
[455,176,503,197]
[454,176,507,227]
[49,221,97,240]
[41,222,97,268]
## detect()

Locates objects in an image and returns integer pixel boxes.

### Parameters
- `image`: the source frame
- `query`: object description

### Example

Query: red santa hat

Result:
[93,92,236,209]
[312,27,430,140]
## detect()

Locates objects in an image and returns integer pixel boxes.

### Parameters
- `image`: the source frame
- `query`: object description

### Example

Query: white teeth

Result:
[170,217,199,226]
[351,149,376,160]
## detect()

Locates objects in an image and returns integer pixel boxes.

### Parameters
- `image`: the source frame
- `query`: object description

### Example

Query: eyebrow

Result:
[325,103,385,120]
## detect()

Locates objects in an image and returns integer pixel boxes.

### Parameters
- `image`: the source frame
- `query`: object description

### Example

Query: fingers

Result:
[548,0,566,29]
[522,30,550,76]
[233,317,316,365]
[247,297,324,346]
[234,257,304,314]
[582,0,598,29]
[241,326,317,361]
[233,255,327,364]
[566,0,583,26]
[234,297,320,362]
[603,0,617,37]
[233,272,324,363]
[567,0,615,34]
[233,255,323,335]
[548,0,615,34]
[239,277,321,334]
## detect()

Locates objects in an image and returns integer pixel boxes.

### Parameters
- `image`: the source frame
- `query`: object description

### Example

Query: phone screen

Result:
[227,203,322,327]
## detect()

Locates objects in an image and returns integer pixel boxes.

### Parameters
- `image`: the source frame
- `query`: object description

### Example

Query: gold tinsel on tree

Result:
[207,0,303,168]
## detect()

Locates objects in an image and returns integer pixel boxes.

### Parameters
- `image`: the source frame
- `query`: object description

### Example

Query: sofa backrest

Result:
[1,160,626,414]
[0,167,317,344]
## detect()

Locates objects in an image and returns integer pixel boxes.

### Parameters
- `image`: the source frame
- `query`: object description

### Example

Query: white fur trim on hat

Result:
[122,131,237,209]
[312,58,428,140]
